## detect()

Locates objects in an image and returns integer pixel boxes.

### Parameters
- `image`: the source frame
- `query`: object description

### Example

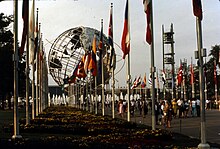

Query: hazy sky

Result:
[1,0,220,87]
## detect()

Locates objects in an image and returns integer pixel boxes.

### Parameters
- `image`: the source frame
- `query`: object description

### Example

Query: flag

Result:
[192,0,203,20]
[82,52,91,75]
[177,61,183,86]
[148,73,152,86]
[131,76,141,89]
[162,70,166,85]
[68,62,79,84]
[76,60,87,78]
[143,0,151,44]
[108,3,115,69]
[190,61,194,85]
[19,0,28,56]
[214,61,217,85]
[141,73,147,88]
[121,0,130,59]
[29,0,35,64]
[34,9,39,63]
[131,77,136,89]
[88,35,97,76]
[98,20,103,77]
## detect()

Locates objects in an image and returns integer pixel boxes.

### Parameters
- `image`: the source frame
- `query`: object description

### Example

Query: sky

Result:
[1,0,220,88]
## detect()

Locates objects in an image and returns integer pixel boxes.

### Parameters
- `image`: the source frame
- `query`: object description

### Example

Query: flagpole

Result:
[12,0,22,139]
[31,0,35,120]
[196,16,210,149]
[95,76,98,114]
[25,0,30,125]
[149,0,156,130]
[100,19,105,116]
[35,9,39,116]
[109,3,115,119]
[126,0,131,122]
[191,57,195,99]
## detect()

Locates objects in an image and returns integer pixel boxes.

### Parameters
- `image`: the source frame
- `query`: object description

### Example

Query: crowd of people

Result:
[116,98,205,128]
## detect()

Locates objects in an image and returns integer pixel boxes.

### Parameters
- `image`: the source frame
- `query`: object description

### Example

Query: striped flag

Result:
[143,0,151,44]
[176,61,183,86]
[108,3,115,69]
[141,73,147,88]
[19,0,28,56]
[82,52,91,75]
[192,0,203,20]
[88,35,97,76]
[190,61,194,85]
[121,0,130,59]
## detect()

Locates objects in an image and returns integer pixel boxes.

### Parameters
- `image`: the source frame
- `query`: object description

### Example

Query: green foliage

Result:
[0,13,14,103]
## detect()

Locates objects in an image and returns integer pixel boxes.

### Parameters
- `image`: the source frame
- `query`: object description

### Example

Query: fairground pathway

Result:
[107,108,220,145]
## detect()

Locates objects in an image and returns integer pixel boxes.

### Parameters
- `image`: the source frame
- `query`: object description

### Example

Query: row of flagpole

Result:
[13,0,49,139]
[13,1,213,148]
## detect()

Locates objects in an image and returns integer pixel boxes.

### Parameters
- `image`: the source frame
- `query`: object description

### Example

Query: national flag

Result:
[88,35,97,76]
[76,60,87,79]
[143,0,152,44]
[19,0,28,56]
[176,61,183,86]
[108,3,115,69]
[148,73,152,86]
[121,0,130,59]
[190,61,194,85]
[29,0,35,64]
[131,76,141,89]
[131,77,136,89]
[98,21,103,77]
[214,61,217,85]
[34,9,39,63]
[68,62,79,84]
[82,52,91,75]
[162,70,166,85]
[141,73,147,88]
[192,0,203,20]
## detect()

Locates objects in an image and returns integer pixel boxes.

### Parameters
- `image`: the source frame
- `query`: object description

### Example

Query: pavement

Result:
[104,107,220,146]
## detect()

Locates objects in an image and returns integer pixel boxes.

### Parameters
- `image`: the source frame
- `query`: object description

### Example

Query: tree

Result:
[0,13,14,109]
[205,45,220,100]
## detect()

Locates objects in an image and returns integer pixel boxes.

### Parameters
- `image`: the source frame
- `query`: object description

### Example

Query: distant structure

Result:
[48,26,115,87]
[162,24,175,99]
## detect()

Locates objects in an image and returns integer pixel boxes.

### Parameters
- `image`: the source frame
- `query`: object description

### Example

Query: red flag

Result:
[68,62,79,84]
[121,0,130,59]
[190,62,194,85]
[141,75,147,88]
[82,52,91,75]
[192,0,203,20]
[19,0,28,56]
[143,0,151,44]
[76,60,87,78]
[214,61,217,85]
[108,3,115,69]
[177,61,183,86]
[88,35,97,76]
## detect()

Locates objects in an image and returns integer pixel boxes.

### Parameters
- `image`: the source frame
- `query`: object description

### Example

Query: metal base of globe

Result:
[12,134,22,139]
[198,143,210,149]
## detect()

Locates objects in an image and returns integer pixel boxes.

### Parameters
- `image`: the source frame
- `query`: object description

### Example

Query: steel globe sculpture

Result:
[48,26,115,87]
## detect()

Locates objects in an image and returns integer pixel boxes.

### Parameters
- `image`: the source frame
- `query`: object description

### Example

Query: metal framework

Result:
[48,26,113,86]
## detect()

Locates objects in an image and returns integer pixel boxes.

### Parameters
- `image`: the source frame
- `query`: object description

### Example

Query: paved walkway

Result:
[105,108,220,145]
